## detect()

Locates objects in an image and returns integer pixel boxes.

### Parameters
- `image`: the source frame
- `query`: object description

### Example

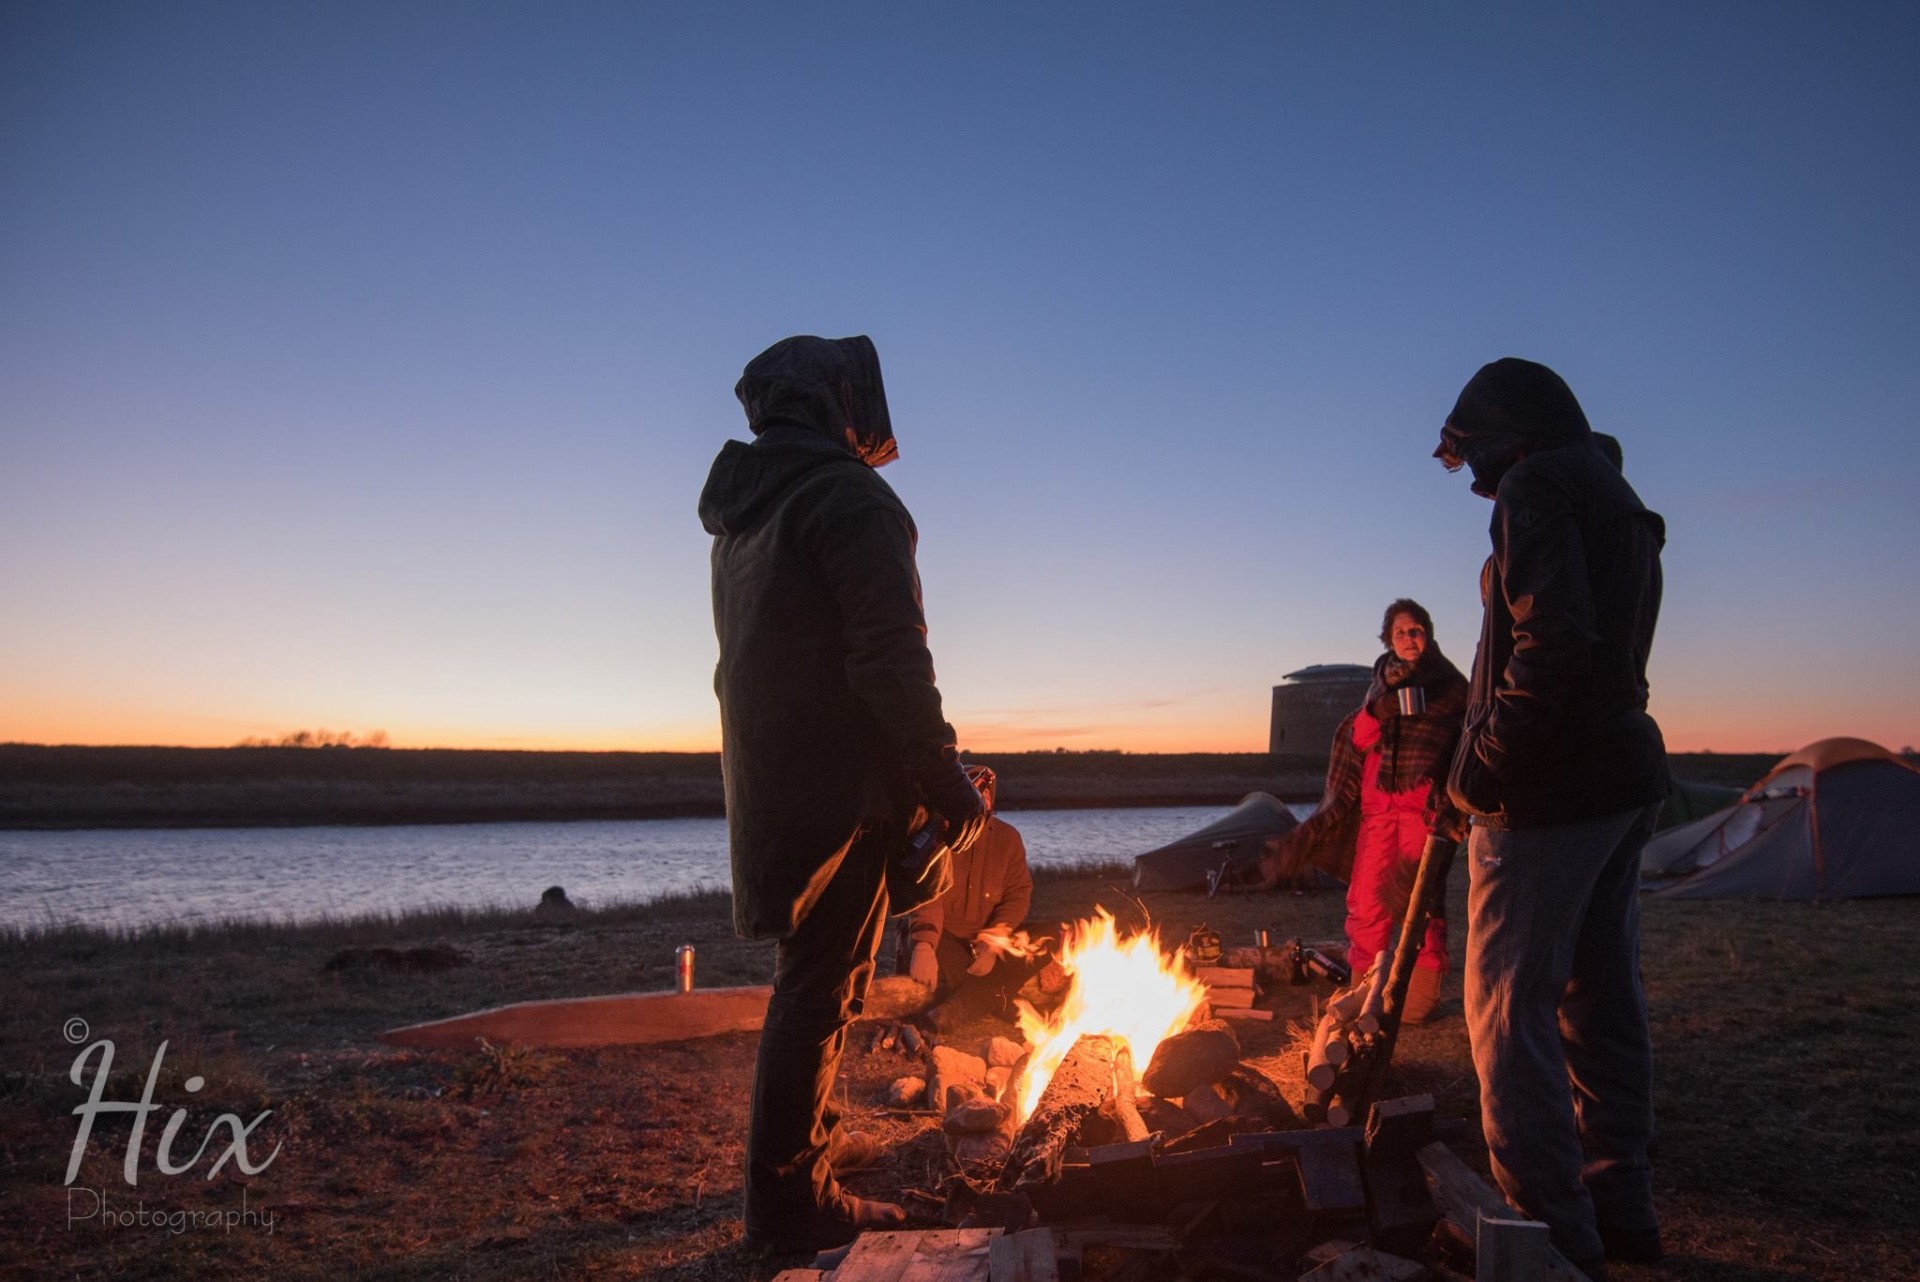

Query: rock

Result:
[945,1090,1011,1134]
[865,974,937,1022]
[985,1036,1026,1067]
[1182,1082,1234,1124]
[985,1065,1014,1102]
[927,1045,987,1113]
[949,1130,1012,1169]
[887,1076,926,1107]
[534,886,575,915]
[1141,1020,1241,1098]
[1222,1065,1299,1127]
[1140,1095,1198,1136]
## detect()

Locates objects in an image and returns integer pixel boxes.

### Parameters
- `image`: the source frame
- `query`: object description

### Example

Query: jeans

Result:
[1464,803,1662,1269]
[743,825,890,1236]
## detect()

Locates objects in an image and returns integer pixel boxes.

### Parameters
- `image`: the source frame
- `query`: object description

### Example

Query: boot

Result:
[1403,966,1443,1024]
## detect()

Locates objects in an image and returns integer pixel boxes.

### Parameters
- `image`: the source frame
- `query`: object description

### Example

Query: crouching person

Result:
[701,334,987,1254]
[902,768,1043,1023]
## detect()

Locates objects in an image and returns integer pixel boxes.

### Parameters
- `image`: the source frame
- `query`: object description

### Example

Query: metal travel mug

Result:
[675,944,696,993]
[1396,685,1427,716]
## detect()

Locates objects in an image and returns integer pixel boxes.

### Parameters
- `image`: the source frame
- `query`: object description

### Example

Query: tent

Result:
[1132,792,1299,892]
[1640,738,1920,899]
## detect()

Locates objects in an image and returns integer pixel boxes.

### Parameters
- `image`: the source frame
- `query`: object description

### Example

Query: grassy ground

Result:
[3,869,1914,1281]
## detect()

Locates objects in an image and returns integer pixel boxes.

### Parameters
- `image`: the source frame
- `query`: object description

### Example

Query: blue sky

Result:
[3,2,1917,753]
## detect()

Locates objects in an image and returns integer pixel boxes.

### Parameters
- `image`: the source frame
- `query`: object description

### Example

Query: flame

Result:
[975,926,1051,961]
[1012,909,1209,1120]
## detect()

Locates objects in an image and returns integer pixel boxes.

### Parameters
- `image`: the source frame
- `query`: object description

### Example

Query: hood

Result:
[1435,357,1593,497]
[697,427,854,536]
[734,334,897,468]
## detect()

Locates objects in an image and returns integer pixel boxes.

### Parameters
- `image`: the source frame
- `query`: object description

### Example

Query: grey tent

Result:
[1640,738,1920,899]
[1132,792,1299,892]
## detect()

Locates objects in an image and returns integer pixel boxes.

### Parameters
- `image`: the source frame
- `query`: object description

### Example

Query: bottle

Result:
[675,944,695,994]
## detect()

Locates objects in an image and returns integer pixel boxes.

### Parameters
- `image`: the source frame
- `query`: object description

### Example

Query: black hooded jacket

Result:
[1441,360,1671,829]
[699,336,956,939]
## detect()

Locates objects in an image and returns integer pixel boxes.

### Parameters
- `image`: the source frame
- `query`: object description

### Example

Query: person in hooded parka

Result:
[1435,357,1671,1280]
[699,334,986,1253]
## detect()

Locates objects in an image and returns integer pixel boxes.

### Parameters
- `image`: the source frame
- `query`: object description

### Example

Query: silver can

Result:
[675,944,696,993]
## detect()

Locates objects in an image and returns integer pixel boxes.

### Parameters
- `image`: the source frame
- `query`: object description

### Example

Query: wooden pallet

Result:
[773,1227,1060,1282]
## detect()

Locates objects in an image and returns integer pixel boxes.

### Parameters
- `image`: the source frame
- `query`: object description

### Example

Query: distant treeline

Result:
[0,744,1785,831]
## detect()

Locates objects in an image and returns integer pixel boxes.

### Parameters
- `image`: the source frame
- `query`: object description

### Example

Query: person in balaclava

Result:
[1435,357,1669,1279]
[700,334,987,1254]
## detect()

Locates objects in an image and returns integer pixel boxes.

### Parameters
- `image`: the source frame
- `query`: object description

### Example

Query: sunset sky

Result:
[3,3,1917,756]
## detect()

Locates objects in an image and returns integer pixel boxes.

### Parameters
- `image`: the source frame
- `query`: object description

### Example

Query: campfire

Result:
[843,923,1591,1278]
[1010,909,1207,1122]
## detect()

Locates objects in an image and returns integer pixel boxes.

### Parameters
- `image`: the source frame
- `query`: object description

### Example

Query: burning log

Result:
[1107,1042,1151,1143]
[1002,1033,1133,1192]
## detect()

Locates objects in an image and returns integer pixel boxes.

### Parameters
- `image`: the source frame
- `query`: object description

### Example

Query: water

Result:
[0,804,1316,931]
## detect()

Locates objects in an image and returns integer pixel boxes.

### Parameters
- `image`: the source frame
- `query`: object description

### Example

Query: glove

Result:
[966,938,997,977]
[909,941,938,987]
[912,748,987,853]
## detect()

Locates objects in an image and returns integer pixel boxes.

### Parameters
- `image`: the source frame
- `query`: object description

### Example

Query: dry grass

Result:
[2,870,1915,1281]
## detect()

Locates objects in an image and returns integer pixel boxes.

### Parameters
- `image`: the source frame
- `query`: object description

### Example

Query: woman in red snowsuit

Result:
[1259,599,1468,1021]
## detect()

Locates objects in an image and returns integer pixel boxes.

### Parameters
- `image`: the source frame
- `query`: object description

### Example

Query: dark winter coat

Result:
[1441,360,1670,829]
[699,342,956,940]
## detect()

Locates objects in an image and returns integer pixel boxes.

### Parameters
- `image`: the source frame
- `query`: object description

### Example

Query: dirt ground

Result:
[3,870,1917,1281]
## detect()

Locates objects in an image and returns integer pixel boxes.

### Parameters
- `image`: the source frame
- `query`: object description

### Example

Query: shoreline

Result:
[0,744,1784,831]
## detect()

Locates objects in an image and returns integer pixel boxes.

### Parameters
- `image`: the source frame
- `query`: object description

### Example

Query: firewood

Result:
[1295,1137,1368,1218]
[1300,1244,1429,1281]
[831,1228,1001,1280]
[1477,1214,1551,1282]
[1217,1007,1273,1022]
[1002,1034,1125,1192]
[1416,1142,1589,1282]
[1197,966,1257,988]
[1365,1095,1435,1161]
[1108,1043,1150,1143]
[1204,986,1257,1009]
[987,1226,1061,1281]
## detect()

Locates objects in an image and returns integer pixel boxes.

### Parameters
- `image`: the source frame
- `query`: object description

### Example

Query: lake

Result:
[0,803,1317,931]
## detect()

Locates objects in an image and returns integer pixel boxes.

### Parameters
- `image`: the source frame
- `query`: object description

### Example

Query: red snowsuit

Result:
[1346,706,1448,977]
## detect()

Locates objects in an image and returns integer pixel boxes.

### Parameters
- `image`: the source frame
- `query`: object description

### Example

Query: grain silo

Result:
[1270,664,1372,755]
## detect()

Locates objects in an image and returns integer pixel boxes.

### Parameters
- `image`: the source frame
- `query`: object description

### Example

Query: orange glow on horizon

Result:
[2,703,1909,758]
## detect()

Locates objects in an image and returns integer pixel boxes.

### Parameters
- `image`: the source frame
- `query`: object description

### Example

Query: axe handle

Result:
[1353,833,1459,1112]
